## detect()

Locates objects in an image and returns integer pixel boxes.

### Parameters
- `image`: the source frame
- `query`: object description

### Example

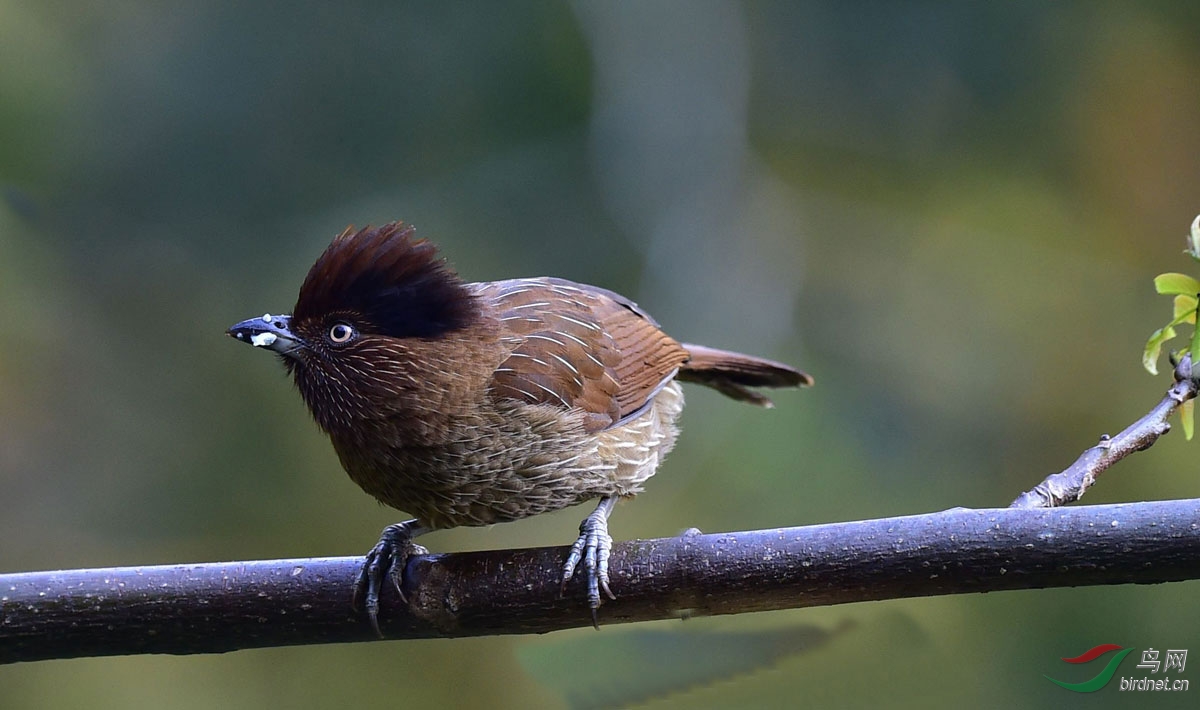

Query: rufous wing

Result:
[480,278,688,432]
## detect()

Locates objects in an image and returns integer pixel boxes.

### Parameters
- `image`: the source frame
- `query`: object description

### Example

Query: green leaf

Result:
[1182,399,1194,441]
[1154,272,1200,296]
[1144,325,1177,375]
[1173,294,1198,323]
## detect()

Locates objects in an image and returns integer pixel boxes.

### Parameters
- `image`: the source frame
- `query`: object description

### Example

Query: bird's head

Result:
[227,222,480,432]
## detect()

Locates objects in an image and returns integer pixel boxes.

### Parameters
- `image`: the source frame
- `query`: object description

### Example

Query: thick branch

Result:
[4,499,1200,664]
[1011,355,1199,508]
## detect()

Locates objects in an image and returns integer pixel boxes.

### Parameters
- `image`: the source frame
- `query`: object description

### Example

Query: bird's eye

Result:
[328,322,356,344]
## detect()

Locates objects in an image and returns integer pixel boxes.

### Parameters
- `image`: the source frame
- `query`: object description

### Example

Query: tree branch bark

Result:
[1011,355,1198,508]
[4,499,1200,665]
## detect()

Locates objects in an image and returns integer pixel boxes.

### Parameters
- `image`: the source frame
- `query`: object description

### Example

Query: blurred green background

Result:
[2,1,1199,708]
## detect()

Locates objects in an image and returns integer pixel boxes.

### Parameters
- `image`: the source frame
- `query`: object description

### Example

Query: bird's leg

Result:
[561,496,618,627]
[353,519,431,638]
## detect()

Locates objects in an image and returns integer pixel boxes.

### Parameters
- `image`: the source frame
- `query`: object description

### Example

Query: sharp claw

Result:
[561,535,587,592]
[561,498,618,625]
[585,540,600,610]
[352,563,369,611]
[352,520,429,638]
[365,595,382,638]
[355,543,386,637]
[598,540,615,601]
[387,554,407,602]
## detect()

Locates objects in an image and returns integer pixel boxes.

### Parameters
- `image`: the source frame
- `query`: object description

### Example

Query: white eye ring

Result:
[328,322,355,344]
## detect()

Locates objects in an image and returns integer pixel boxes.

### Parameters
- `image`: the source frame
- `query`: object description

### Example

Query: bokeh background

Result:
[3,2,1199,708]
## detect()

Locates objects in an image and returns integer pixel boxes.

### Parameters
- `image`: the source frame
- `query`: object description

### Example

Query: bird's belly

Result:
[336,382,684,528]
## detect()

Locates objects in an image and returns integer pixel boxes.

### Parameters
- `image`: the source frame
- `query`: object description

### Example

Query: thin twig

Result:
[4,499,1200,664]
[1010,355,1200,508]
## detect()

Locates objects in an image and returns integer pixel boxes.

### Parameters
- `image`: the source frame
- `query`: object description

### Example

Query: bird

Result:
[227,221,811,633]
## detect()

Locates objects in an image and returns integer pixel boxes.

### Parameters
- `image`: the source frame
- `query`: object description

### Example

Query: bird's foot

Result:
[353,519,429,638]
[561,497,618,628]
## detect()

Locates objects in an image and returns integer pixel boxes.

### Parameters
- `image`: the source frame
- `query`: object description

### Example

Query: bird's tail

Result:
[676,343,813,407]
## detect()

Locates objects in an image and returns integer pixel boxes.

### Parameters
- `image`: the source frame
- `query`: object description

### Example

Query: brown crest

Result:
[292,222,479,338]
